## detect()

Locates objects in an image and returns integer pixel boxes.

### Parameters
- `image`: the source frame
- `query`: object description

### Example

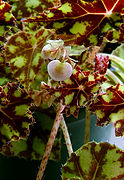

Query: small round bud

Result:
[41,44,52,59]
[47,60,73,81]
[41,39,64,60]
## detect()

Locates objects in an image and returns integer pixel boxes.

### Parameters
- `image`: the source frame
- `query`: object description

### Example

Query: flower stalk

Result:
[36,104,64,180]
[84,107,91,144]
[60,115,73,157]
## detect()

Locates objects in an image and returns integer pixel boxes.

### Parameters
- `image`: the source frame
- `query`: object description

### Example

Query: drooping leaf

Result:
[89,84,124,136]
[24,0,124,46]
[0,82,34,148]
[1,109,61,161]
[62,142,124,180]
[5,28,55,90]
[8,0,61,20]
[41,66,106,117]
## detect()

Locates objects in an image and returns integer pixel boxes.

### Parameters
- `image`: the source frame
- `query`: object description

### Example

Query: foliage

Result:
[0,0,15,48]
[5,28,55,90]
[0,0,124,179]
[41,66,106,117]
[0,82,34,148]
[62,142,124,180]
[24,0,124,46]
[1,110,61,161]
[89,84,124,136]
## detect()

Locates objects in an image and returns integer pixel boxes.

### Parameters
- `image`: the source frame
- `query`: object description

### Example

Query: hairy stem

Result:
[84,107,91,144]
[60,115,73,157]
[36,104,64,180]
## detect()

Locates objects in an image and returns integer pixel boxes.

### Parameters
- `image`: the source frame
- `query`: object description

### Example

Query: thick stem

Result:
[60,115,73,157]
[84,107,91,144]
[36,104,64,180]
[107,69,123,85]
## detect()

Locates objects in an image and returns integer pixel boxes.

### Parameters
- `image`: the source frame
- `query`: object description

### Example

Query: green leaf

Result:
[89,84,124,136]
[5,28,54,90]
[0,82,34,148]
[1,109,61,161]
[62,142,124,180]
[24,0,124,46]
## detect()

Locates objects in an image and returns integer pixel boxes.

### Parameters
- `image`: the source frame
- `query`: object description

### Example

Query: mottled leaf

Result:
[106,23,124,43]
[89,84,124,136]
[1,110,61,161]
[0,1,15,24]
[0,82,34,148]
[5,28,55,89]
[24,0,124,46]
[0,53,14,85]
[0,1,15,48]
[41,66,106,117]
[8,0,61,20]
[62,142,124,180]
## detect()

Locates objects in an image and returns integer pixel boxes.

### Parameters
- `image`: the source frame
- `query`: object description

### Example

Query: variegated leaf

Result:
[8,0,61,20]
[5,28,54,90]
[0,0,15,48]
[1,109,61,161]
[24,0,124,46]
[106,23,124,43]
[62,142,124,180]
[89,84,124,136]
[0,82,34,148]
[0,53,14,85]
[41,66,106,117]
